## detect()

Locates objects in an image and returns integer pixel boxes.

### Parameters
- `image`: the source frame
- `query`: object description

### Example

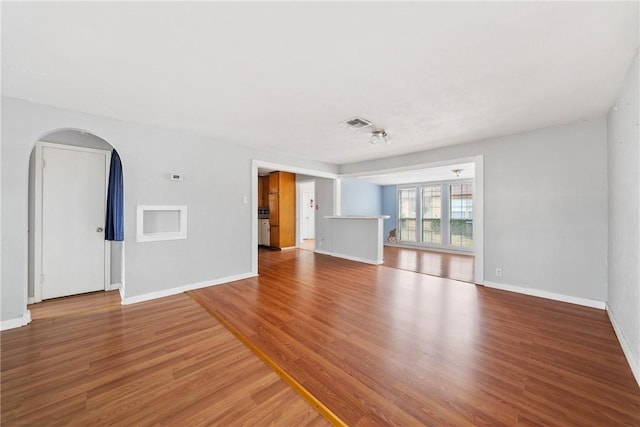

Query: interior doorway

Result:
[28,130,123,303]
[298,180,315,251]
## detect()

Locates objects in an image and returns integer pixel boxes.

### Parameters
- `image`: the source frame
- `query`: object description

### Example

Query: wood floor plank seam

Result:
[187,291,347,427]
[2,293,329,426]
[189,248,640,426]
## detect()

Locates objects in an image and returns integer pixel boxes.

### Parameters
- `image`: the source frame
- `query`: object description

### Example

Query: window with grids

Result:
[449,183,473,247]
[398,188,416,241]
[396,181,473,249]
[421,186,441,244]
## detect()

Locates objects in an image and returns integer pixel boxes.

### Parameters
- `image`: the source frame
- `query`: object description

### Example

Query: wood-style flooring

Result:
[384,245,475,283]
[1,292,328,426]
[191,249,640,426]
[299,238,315,251]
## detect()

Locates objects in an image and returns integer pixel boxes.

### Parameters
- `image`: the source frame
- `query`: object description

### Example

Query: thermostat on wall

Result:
[170,173,184,181]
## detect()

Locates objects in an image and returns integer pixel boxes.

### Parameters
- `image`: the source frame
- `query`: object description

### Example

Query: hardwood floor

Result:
[192,249,640,426]
[300,238,315,251]
[1,293,328,426]
[29,289,122,320]
[384,245,475,283]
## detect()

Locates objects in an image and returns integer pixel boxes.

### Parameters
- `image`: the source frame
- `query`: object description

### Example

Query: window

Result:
[398,188,416,242]
[397,181,473,250]
[421,186,441,244]
[449,184,473,247]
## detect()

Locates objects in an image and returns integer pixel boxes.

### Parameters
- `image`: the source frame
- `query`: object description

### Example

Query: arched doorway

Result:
[28,129,124,303]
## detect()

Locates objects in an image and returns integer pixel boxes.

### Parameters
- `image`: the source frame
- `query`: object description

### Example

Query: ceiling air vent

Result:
[339,116,372,130]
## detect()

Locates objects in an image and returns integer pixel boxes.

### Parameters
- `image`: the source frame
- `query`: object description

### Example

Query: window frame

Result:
[397,179,473,253]
[397,186,418,242]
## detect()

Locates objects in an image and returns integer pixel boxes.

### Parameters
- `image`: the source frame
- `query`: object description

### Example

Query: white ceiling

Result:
[2,2,638,165]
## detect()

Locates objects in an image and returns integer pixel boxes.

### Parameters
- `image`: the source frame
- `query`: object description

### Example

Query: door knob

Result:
[96,227,103,232]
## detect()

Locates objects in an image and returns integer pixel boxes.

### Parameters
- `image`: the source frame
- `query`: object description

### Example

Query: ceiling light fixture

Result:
[370,129,390,145]
[452,169,463,177]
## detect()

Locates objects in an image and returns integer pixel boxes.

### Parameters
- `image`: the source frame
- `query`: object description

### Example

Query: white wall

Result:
[1,96,337,324]
[342,119,608,304]
[607,51,639,384]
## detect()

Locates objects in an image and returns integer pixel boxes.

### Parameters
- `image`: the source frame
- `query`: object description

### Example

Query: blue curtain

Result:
[105,149,124,241]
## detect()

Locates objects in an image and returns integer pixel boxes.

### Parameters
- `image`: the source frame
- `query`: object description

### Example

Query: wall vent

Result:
[339,116,372,130]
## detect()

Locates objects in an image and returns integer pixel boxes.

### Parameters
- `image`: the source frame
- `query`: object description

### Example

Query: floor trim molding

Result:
[0,310,32,331]
[121,272,257,305]
[314,249,383,265]
[606,304,640,387]
[484,280,606,309]
[188,291,347,427]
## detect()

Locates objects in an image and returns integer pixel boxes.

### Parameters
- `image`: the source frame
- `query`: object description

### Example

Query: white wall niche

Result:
[137,205,188,242]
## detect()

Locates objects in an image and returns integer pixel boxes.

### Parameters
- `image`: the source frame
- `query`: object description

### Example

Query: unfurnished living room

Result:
[1,2,639,426]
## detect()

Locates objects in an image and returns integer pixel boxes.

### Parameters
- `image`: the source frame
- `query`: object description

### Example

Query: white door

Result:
[40,145,108,300]
[302,190,315,239]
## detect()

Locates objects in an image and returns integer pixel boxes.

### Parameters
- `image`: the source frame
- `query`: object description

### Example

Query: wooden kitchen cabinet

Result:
[263,177,269,207]
[258,176,269,208]
[269,193,279,226]
[269,224,280,248]
[268,171,295,249]
[268,172,279,194]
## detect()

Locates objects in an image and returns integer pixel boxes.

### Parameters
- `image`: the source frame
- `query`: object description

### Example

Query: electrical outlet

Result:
[495,268,502,277]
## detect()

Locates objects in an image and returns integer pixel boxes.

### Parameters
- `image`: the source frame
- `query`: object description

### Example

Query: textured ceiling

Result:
[2,2,638,165]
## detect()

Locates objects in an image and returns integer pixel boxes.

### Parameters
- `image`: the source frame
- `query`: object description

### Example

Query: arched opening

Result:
[28,129,124,304]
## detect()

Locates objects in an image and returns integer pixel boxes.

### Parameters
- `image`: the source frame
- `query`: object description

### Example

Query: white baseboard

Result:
[313,249,383,265]
[121,272,257,305]
[0,310,32,331]
[333,253,383,265]
[483,280,606,309]
[107,282,121,291]
[314,249,333,256]
[606,304,640,387]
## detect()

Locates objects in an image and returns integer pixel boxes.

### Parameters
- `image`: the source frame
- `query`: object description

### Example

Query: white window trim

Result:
[397,179,474,253]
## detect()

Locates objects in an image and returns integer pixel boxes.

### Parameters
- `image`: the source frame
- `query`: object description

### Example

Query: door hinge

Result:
[40,274,45,285]
[41,159,45,169]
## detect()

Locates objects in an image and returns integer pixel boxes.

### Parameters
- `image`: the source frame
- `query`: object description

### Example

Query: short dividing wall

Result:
[321,216,389,265]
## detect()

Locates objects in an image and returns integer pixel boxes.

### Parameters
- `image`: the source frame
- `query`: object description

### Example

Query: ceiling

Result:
[2,2,638,165]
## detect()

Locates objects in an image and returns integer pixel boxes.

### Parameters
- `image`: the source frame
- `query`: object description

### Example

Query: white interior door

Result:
[301,183,315,239]
[41,145,108,300]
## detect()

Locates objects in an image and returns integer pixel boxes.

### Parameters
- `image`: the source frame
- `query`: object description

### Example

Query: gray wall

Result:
[42,129,113,150]
[1,96,337,323]
[342,119,608,303]
[607,51,639,381]
[27,151,36,298]
[340,179,381,216]
[314,177,336,252]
